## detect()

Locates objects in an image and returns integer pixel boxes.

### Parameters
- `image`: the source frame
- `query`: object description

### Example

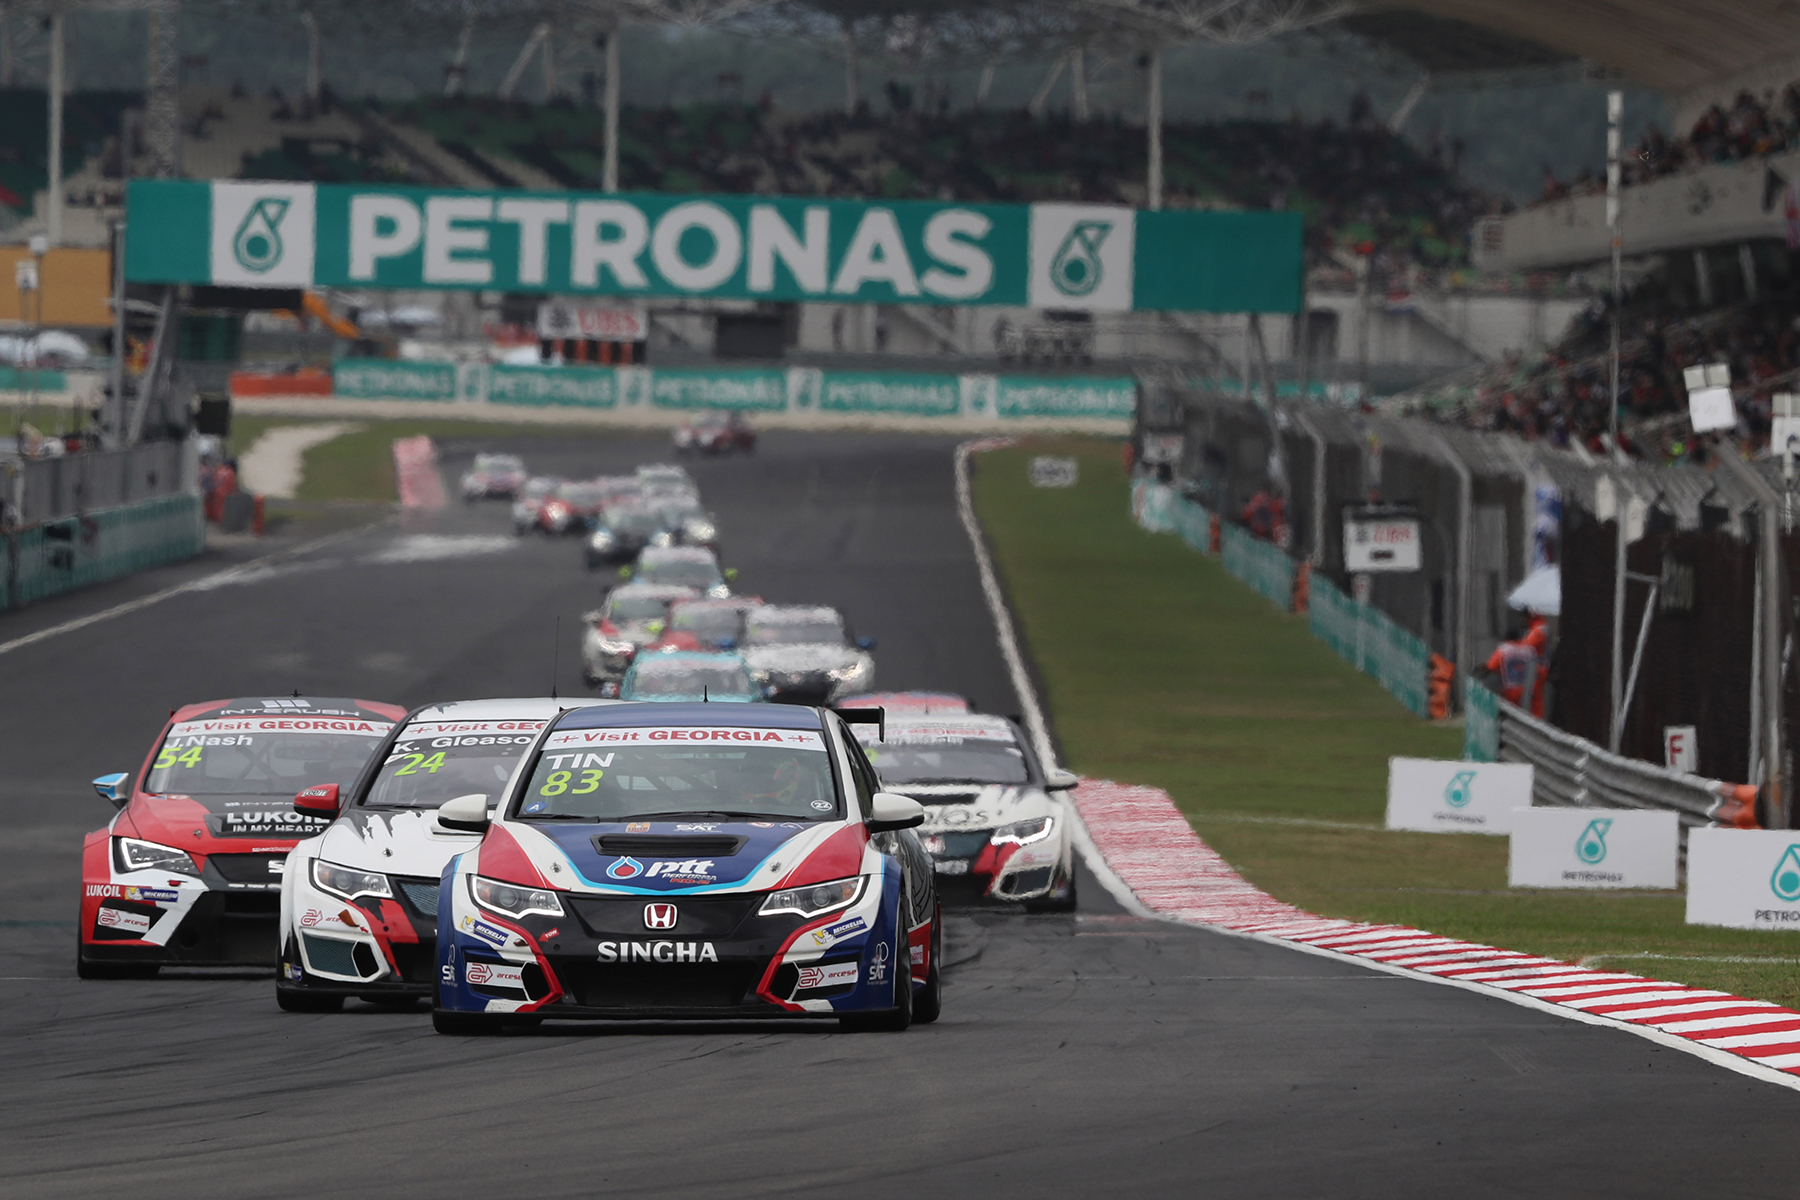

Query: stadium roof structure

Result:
[1348,1,1800,95]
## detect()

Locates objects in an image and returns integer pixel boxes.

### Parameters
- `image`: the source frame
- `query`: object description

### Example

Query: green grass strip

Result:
[974,437,1800,1009]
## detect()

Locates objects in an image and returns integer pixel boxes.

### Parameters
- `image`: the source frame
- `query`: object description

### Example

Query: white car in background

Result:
[855,713,1079,911]
[741,604,875,705]
[275,697,615,1012]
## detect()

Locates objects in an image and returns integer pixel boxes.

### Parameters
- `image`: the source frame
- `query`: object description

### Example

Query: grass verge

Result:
[973,436,1800,1008]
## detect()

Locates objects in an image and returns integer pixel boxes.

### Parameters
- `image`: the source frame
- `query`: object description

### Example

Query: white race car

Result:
[855,713,1079,911]
[275,696,614,1012]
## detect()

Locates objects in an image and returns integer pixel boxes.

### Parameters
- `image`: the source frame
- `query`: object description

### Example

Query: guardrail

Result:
[1463,680,1757,830]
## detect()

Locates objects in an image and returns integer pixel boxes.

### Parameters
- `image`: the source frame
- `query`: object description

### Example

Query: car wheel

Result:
[432,1008,502,1035]
[912,904,943,1025]
[1024,866,1078,914]
[276,987,345,1013]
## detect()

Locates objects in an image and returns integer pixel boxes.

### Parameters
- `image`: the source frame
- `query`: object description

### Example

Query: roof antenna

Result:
[703,685,709,703]
[550,616,560,702]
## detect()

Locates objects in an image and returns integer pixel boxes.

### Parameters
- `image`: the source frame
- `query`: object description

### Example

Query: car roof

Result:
[609,582,701,600]
[747,604,841,623]
[671,596,758,612]
[402,697,620,722]
[555,701,823,731]
[640,546,717,564]
[169,696,408,723]
[633,651,745,670]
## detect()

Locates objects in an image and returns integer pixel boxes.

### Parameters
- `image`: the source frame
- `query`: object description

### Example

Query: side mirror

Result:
[866,791,924,832]
[724,567,738,581]
[293,783,342,819]
[438,793,491,833]
[618,565,634,579]
[582,609,603,624]
[92,772,130,807]
[717,637,737,651]
[855,636,878,651]
[1044,769,1080,792]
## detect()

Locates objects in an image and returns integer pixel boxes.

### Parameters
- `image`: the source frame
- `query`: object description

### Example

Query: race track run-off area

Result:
[5,430,1800,1199]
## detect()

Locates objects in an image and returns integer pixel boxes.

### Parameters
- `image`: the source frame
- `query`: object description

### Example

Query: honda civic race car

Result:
[460,453,527,501]
[742,605,875,705]
[431,702,942,1033]
[620,651,760,703]
[627,546,734,597]
[855,714,1079,911]
[580,582,698,691]
[275,697,614,1012]
[78,696,405,978]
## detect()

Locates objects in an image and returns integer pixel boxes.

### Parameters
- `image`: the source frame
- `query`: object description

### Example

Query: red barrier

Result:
[230,368,332,397]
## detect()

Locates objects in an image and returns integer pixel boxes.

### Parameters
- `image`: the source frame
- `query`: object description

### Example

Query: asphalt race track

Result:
[4,430,1800,1198]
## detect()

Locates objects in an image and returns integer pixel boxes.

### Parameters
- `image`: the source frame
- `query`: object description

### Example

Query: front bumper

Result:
[280,872,441,996]
[80,846,293,967]
[924,831,1063,904]
[438,886,910,1021]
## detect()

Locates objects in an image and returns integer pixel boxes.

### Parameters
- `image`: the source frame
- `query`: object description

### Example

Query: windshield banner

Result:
[124,180,1302,314]
[166,717,394,738]
[544,727,826,751]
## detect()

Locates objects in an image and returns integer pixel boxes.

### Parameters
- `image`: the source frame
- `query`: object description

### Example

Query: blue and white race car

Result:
[431,702,942,1033]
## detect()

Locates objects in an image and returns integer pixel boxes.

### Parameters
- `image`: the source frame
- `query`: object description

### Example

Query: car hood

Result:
[488,818,868,896]
[896,784,1058,833]
[127,791,333,852]
[743,644,866,674]
[311,806,483,878]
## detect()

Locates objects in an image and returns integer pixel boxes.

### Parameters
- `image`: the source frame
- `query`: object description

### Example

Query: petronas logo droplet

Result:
[1049,220,1112,297]
[232,197,291,273]
[1771,845,1800,901]
[1443,770,1475,809]
[1574,817,1612,864]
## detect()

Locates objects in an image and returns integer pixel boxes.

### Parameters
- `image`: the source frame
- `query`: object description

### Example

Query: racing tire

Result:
[276,987,345,1013]
[432,1008,503,1036]
[76,952,159,980]
[1024,866,1078,914]
[912,905,943,1025]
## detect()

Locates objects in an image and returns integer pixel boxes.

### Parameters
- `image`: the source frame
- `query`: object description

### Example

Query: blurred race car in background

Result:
[78,696,406,977]
[673,410,755,456]
[275,697,614,1011]
[460,454,527,501]
[649,492,718,551]
[742,604,875,705]
[856,713,1079,911]
[581,582,698,691]
[430,702,940,1033]
[538,481,612,535]
[586,501,667,566]
[644,596,761,653]
[512,476,565,534]
[840,692,970,716]
[628,546,734,597]
[620,650,761,702]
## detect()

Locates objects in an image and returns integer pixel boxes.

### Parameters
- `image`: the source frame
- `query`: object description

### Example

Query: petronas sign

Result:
[124,179,1302,314]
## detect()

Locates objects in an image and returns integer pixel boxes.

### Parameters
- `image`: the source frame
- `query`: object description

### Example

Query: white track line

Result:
[0,520,388,660]
[950,438,1800,1095]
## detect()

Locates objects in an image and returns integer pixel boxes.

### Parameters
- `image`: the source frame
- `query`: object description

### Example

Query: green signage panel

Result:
[819,372,961,416]
[126,180,1301,313]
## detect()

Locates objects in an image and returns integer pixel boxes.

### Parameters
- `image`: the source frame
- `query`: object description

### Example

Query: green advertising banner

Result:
[334,359,457,401]
[125,180,1302,314]
[647,368,787,410]
[994,375,1134,419]
[488,363,617,407]
[819,372,960,416]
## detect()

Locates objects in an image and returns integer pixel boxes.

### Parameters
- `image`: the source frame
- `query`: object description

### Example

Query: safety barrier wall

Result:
[5,491,205,609]
[1131,478,1429,716]
[1462,679,1755,830]
[12,440,195,525]
[322,360,1136,421]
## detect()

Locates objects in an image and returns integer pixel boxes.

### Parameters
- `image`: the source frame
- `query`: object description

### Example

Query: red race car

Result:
[673,410,756,455]
[77,696,405,977]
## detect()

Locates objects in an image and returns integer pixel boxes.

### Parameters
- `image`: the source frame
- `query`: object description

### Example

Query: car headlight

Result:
[650,530,674,548]
[599,637,635,656]
[472,875,564,919]
[758,876,866,918]
[747,667,772,684]
[589,530,615,548]
[312,859,393,901]
[113,837,199,877]
[992,816,1055,846]
[828,659,871,682]
[684,520,716,542]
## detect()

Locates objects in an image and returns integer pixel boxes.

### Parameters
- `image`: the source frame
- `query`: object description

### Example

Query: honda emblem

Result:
[643,903,678,930]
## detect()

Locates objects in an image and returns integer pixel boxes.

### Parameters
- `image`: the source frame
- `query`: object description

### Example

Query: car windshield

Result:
[516,725,837,820]
[522,478,559,499]
[475,454,522,473]
[627,663,754,697]
[607,507,663,535]
[144,718,390,796]
[746,616,844,646]
[640,559,721,589]
[671,605,742,640]
[362,720,545,809]
[607,593,672,622]
[862,732,1029,786]
[558,483,608,506]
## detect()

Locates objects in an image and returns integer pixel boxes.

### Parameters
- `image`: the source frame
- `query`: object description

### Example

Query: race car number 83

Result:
[540,770,603,796]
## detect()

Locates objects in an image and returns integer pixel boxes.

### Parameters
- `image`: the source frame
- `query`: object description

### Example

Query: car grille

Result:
[999,867,1055,896]
[933,832,991,858]
[397,879,440,917]
[566,895,762,940]
[556,960,761,1009]
[210,853,286,883]
[390,941,438,985]
[302,933,360,976]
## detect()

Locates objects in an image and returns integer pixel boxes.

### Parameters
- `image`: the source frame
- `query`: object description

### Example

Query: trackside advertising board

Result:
[1385,757,1532,834]
[124,180,1303,314]
[1507,808,1679,890]
[1686,828,1800,929]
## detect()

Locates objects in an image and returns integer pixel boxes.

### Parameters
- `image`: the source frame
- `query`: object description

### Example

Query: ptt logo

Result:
[607,856,645,880]
[1443,770,1476,809]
